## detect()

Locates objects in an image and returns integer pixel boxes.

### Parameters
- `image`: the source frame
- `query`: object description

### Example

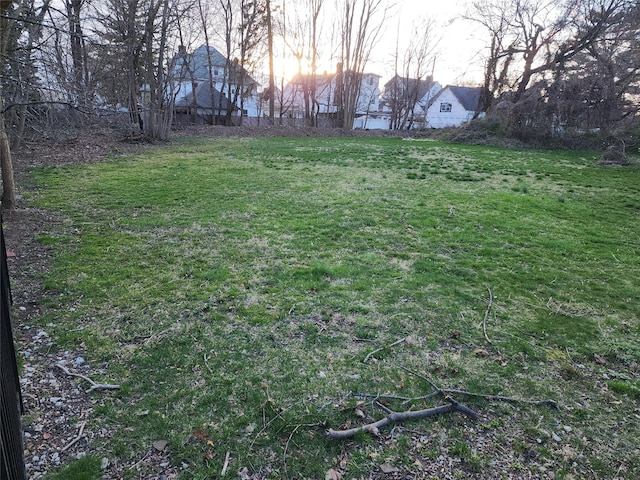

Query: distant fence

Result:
[0,217,26,480]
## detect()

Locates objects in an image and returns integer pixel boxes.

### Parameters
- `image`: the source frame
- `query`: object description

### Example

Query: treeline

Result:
[467,0,639,150]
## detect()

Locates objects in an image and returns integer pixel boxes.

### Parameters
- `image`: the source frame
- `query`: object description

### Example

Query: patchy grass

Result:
[28,136,639,479]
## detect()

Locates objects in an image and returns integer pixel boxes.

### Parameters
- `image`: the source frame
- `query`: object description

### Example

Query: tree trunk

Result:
[266,0,275,123]
[1,0,17,209]
[0,102,16,210]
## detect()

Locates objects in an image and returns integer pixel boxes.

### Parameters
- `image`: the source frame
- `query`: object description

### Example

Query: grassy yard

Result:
[26,136,639,479]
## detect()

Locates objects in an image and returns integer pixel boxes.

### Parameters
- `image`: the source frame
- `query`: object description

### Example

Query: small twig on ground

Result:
[363,337,406,363]
[326,397,478,439]
[353,393,417,403]
[439,388,558,408]
[400,366,558,408]
[483,286,493,344]
[128,450,151,471]
[374,401,394,414]
[249,403,295,451]
[56,364,120,393]
[283,424,301,480]
[61,420,87,452]
[400,366,440,392]
[203,352,214,375]
[220,451,231,476]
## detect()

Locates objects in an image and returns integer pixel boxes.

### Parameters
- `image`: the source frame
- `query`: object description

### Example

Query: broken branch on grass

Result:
[61,420,87,452]
[440,388,558,408]
[483,286,493,344]
[326,397,478,439]
[220,451,231,476]
[56,364,120,393]
[400,366,558,408]
[363,337,406,363]
[203,352,214,376]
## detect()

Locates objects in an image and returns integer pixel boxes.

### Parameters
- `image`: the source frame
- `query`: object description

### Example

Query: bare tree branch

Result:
[326,397,479,439]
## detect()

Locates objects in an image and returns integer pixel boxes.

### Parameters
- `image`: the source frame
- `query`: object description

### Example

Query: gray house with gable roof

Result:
[172,45,260,125]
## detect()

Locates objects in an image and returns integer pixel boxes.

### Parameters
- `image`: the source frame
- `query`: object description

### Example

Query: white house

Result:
[282,68,381,127]
[372,75,441,130]
[172,45,261,124]
[354,76,442,130]
[425,85,483,128]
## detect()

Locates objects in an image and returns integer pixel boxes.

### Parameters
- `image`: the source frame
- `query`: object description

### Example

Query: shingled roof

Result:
[174,45,259,87]
[430,86,482,111]
[383,75,435,101]
[174,82,235,111]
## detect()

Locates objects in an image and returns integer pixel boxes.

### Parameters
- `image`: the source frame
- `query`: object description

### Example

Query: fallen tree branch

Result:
[438,388,558,408]
[220,451,231,476]
[61,420,87,452]
[400,366,557,408]
[483,286,493,344]
[363,337,406,363]
[326,397,478,439]
[56,364,120,393]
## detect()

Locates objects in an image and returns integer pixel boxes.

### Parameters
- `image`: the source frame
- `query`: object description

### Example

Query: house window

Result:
[440,102,452,112]
[214,69,219,76]
[368,77,374,86]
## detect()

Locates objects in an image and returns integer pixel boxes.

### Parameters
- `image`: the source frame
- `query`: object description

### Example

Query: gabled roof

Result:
[175,82,235,111]
[175,44,258,86]
[429,86,482,111]
[383,75,435,101]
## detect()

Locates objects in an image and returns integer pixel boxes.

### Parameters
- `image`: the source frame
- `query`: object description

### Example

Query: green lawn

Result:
[28,136,639,479]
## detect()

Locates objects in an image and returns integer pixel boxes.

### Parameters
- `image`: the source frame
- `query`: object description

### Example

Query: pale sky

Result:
[372,0,485,86]
[272,1,486,88]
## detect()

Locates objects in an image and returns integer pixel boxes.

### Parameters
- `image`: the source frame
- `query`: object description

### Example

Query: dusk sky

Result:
[275,1,485,87]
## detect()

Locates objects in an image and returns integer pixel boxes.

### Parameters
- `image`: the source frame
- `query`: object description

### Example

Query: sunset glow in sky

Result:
[275,1,485,87]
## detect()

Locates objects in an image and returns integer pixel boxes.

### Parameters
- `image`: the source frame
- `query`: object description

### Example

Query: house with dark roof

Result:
[172,45,260,124]
[174,82,236,125]
[425,85,483,128]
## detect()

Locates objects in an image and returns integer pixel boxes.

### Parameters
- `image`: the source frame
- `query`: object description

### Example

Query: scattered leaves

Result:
[325,468,343,480]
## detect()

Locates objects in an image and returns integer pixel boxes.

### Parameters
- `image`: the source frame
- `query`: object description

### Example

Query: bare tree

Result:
[234,0,265,125]
[282,0,324,124]
[545,1,640,132]
[336,0,388,129]
[467,0,516,115]
[94,0,147,133]
[385,17,437,130]
[93,0,184,138]
[65,0,91,104]
[265,0,275,122]
[3,0,52,148]
[469,0,631,113]
[142,0,179,139]
[0,0,17,209]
